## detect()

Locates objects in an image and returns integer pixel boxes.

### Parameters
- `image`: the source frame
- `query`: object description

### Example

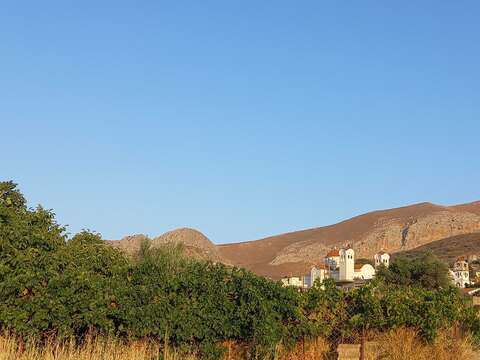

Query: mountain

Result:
[107,228,227,263]
[218,201,480,278]
[392,232,480,265]
[107,201,480,279]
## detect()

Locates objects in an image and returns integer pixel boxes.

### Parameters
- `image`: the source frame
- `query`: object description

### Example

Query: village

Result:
[281,245,480,292]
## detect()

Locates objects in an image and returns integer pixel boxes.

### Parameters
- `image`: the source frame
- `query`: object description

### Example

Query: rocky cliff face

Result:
[353,211,480,258]
[219,201,480,278]
[392,232,480,265]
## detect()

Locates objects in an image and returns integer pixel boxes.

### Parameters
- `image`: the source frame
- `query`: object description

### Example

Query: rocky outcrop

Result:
[108,228,227,263]
[393,232,480,265]
[107,234,148,253]
[153,228,227,263]
[272,210,480,265]
[352,211,480,258]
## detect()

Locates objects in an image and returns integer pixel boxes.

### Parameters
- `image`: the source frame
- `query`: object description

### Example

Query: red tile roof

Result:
[326,249,340,257]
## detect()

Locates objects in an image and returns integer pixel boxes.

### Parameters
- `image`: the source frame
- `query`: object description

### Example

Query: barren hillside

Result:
[107,228,227,263]
[218,201,480,278]
[107,201,480,279]
[392,232,480,265]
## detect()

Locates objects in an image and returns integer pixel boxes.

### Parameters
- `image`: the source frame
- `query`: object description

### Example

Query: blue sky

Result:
[1,1,479,243]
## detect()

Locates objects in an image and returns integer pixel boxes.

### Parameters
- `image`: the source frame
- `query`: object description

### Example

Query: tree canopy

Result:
[0,180,479,358]
[376,252,451,289]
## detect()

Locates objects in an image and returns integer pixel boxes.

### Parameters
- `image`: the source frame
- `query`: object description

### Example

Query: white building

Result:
[374,251,390,268]
[309,265,328,287]
[354,263,376,280]
[281,276,308,288]
[339,247,355,281]
[450,258,471,288]
[280,246,390,289]
[282,265,328,289]
[325,248,340,270]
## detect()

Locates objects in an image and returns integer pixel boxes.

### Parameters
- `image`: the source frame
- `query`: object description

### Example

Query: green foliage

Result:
[378,284,466,341]
[346,282,385,332]
[0,182,67,337]
[0,180,478,358]
[355,258,374,266]
[0,181,27,210]
[376,252,450,289]
[301,278,347,339]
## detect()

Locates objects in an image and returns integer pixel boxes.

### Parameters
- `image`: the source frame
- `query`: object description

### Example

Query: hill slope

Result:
[392,232,480,265]
[218,201,480,278]
[108,228,227,263]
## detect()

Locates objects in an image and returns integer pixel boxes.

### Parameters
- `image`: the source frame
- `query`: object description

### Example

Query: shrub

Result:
[1,181,478,358]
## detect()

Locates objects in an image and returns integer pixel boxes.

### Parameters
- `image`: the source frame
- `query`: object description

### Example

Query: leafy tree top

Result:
[376,251,451,290]
[0,181,26,210]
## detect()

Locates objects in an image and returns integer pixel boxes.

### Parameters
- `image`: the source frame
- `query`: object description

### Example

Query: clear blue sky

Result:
[1,1,479,243]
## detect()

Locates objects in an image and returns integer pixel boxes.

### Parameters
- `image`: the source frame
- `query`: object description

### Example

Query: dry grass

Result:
[0,334,162,360]
[0,334,332,360]
[276,337,330,360]
[0,330,476,360]
[372,327,476,360]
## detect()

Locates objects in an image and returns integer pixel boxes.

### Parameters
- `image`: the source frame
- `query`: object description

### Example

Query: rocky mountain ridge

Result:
[107,201,480,279]
[218,201,480,278]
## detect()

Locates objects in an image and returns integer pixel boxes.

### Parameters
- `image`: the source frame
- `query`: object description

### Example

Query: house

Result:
[450,257,471,288]
[473,271,480,285]
[307,264,328,287]
[374,251,390,268]
[281,276,308,289]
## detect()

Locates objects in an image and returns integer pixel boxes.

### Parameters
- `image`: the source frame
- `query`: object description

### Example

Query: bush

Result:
[0,181,478,358]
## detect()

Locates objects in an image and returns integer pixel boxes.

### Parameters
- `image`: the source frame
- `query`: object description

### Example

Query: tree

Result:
[0,181,26,210]
[0,181,67,336]
[2,180,479,356]
[356,258,374,266]
[376,251,450,289]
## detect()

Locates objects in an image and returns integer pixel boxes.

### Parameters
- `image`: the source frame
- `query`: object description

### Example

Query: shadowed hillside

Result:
[392,232,480,265]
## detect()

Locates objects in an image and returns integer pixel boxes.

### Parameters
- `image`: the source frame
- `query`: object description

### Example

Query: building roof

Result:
[462,288,480,296]
[313,264,327,270]
[326,249,340,257]
[376,251,387,255]
[354,263,365,271]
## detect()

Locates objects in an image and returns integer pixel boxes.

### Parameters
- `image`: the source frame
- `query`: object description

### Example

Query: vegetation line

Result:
[1,181,479,359]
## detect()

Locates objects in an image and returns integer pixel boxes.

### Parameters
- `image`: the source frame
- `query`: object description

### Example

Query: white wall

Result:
[374,253,390,268]
[339,248,355,281]
[354,264,375,280]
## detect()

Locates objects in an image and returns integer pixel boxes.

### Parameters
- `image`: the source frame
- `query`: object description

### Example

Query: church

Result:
[281,246,389,289]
